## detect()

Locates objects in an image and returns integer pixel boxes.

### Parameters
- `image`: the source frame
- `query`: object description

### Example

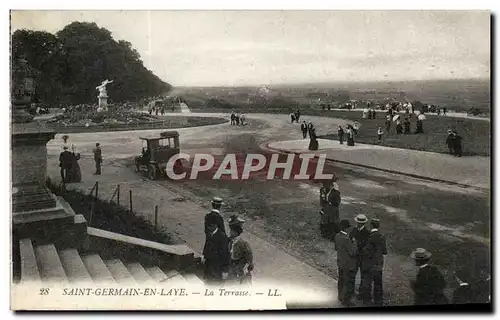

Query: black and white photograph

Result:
[8,9,491,311]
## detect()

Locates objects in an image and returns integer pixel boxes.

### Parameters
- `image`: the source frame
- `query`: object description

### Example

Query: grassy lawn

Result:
[194,105,491,156]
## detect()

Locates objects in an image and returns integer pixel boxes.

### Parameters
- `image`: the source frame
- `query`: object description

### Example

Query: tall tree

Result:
[11,22,171,106]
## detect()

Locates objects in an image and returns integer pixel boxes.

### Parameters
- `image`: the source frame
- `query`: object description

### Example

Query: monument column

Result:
[11,57,86,250]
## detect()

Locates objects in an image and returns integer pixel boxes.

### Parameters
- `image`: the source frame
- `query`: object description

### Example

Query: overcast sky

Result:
[11,10,490,86]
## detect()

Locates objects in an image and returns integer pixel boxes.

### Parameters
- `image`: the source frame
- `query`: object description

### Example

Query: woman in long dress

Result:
[70,145,82,183]
[227,215,254,285]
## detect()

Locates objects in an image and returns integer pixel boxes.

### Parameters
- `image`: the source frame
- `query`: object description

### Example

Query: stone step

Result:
[104,259,137,284]
[145,266,168,283]
[182,273,205,288]
[81,254,115,284]
[163,270,188,285]
[34,244,68,284]
[19,238,41,283]
[58,249,93,283]
[126,262,155,284]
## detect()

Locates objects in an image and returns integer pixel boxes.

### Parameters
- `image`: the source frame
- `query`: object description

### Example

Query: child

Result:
[377,126,383,142]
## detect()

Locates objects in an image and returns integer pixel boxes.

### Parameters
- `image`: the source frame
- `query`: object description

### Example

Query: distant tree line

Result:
[11,22,172,106]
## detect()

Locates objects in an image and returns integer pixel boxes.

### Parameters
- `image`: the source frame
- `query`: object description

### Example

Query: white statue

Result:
[96,79,114,97]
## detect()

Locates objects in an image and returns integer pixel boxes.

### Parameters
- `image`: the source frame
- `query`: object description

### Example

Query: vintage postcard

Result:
[10,10,491,311]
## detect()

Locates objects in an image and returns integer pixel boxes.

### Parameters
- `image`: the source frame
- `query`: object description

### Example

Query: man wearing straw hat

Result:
[409,248,448,305]
[204,197,226,236]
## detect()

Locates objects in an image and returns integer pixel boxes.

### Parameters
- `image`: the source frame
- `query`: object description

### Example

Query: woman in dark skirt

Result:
[227,215,254,285]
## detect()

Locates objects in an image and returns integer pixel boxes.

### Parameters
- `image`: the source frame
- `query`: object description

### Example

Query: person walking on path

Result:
[446,130,456,155]
[453,131,463,157]
[93,143,102,175]
[335,219,358,306]
[59,146,73,183]
[361,218,387,306]
[320,181,341,240]
[350,214,370,300]
[227,215,254,285]
[204,197,226,236]
[377,127,383,143]
[301,121,308,139]
[346,125,355,146]
[203,220,230,285]
[403,117,411,134]
[409,248,448,305]
[385,115,391,133]
[338,125,345,145]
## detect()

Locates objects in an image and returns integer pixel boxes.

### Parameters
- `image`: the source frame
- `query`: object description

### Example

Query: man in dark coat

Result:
[93,143,102,175]
[301,121,308,139]
[321,182,341,240]
[334,219,358,306]
[361,218,387,306]
[204,197,226,236]
[59,146,73,183]
[453,131,463,157]
[445,130,455,155]
[350,214,370,299]
[338,126,345,144]
[409,248,448,305]
[203,221,230,285]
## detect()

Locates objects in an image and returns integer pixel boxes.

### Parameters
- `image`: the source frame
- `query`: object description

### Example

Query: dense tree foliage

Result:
[11,22,171,106]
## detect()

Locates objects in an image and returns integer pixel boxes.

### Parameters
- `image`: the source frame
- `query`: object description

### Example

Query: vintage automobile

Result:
[135,131,182,180]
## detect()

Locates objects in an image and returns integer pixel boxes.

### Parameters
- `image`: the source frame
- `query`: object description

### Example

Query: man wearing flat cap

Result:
[350,214,371,299]
[204,197,226,236]
[409,248,448,305]
[360,218,387,306]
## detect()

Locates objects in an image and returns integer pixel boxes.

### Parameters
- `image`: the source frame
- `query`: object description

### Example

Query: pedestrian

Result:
[295,108,301,122]
[307,121,314,136]
[377,127,383,142]
[301,121,308,139]
[437,108,441,116]
[361,218,387,306]
[453,131,463,157]
[415,119,424,134]
[59,146,73,183]
[230,112,235,125]
[338,125,345,144]
[319,180,331,238]
[346,125,355,146]
[409,248,448,305]
[452,269,473,304]
[228,215,254,285]
[443,107,447,116]
[403,117,411,134]
[335,219,358,306]
[202,220,230,285]
[446,130,455,155]
[204,197,226,236]
[308,127,319,151]
[396,119,403,134]
[350,214,370,300]
[290,112,295,123]
[320,181,341,240]
[93,143,102,175]
[385,115,391,133]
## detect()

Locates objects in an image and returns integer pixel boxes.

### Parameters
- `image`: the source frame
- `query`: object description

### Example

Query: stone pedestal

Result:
[98,94,108,111]
[11,122,87,250]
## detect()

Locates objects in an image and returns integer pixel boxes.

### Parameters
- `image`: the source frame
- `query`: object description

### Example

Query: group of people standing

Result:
[300,121,319,151]
[203,197,254,286]
[58,136,103,184]
[337,125,356,146]
[290,108,301,123]
[230,112,246,126]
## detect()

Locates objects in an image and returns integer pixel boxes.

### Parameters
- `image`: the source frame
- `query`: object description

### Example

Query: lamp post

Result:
[11,57,35,123]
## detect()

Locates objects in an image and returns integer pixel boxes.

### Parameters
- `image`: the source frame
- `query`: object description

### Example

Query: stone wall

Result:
[12,140,49,186]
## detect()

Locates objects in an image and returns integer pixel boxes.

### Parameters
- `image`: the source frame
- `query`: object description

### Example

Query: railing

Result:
[88,181,161,231]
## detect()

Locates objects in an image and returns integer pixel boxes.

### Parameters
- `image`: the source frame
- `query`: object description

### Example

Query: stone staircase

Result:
[18,238,204,286]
